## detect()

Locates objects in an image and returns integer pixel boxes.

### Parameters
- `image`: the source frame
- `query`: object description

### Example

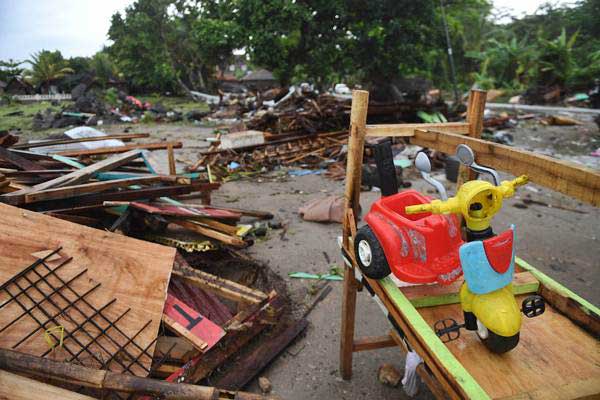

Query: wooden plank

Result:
[411,129,600,207]
[27,183,220,211]
[0,348,274,400]
[499,378,600,400]
[0,146,47,171]
[170,219,247,247]
[0,149,144,204]
[366,122,470,137]
[0,369,95,400]
[172,263,268,304]
[340,90,369,380]
[0,203,175,375]
[212,318,308,390]
[418,295,600,399]
[12,133,150,149]
[352,335,396,352]
[53,141,183,157]
[187,295,284,384]
[168,143,176,175]
[400,272,539,308]
[128,202,241,220]
[23,176,170,203]
[457,90,487,187]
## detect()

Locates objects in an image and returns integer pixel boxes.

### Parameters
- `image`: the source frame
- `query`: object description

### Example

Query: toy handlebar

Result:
[404,175,529,215]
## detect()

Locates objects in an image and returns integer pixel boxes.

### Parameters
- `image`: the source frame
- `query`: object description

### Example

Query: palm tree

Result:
[24,50,74,93]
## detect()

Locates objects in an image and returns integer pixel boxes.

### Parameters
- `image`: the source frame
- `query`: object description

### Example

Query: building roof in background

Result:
[241,69,275,82]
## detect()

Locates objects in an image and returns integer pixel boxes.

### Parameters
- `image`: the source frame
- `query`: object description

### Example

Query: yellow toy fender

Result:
[460,283,521,337]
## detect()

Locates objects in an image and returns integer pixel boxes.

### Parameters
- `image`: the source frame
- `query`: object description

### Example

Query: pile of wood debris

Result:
[193,86,448,176]
[0,127,318,399]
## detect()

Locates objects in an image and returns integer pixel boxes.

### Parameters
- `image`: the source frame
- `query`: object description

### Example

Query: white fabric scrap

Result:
[401,350,423,397]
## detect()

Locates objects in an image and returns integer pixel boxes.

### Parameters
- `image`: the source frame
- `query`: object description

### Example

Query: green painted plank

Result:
[379,277,491,399]
[409,280,540,308]
[516,257,600,316]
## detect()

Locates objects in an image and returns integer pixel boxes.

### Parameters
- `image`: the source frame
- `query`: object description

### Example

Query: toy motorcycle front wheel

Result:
[476,319,520,354]
[354,226,391,280]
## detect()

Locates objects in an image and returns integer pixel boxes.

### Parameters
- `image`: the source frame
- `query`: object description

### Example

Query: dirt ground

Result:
[16,119,599,399]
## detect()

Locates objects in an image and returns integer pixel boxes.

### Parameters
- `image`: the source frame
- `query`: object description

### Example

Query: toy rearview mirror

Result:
[456,144,475,166]
[415,152,432,174]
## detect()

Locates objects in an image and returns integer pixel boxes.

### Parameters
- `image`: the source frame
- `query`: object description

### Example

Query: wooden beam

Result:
[0,369,95,400]
[188,294,284,383]
[0,147,47,171]
[366,122,470,137]
[27,183,219,211]
[340,90,369,380]
[0,348,276,400]
[53,141,183,157]
[168,143,176,175]
[458,89,487,186]
[0,149,144,204]
[212,318,308,390]
[23,176,170,203]
[172,264,267,304]
[170,219,247,247]
[352,335,396,352]
[412,129,600,207]
[12,133,150,149]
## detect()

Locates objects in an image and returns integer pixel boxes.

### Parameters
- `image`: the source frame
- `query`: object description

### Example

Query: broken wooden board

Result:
[0,369,95,400]
[0,149,144,204]
[173,260,268,305]
[162,293,225,353]
[129,202,241,220]
[0,203,175,376]
[212,317,308,390]
[53,141,182,157]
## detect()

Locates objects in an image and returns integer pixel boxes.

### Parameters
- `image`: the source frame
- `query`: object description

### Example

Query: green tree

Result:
[0,59,25,82]
[24,50,74,92]
[108,0,177,92]
[108,0,242,94]
[90,52,121,88]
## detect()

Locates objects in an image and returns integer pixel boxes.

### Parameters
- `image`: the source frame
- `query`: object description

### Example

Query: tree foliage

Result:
[24,50,74,92]
[0,59,25,82]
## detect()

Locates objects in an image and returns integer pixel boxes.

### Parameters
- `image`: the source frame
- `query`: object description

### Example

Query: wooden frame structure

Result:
[339,90,600,399]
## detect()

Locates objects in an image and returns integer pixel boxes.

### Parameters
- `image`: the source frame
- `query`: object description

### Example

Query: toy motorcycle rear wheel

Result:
[477,320,520,353]
[354,225,391,280]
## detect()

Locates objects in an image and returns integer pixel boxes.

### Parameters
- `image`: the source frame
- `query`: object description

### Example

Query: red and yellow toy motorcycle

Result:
[355,144,545,353]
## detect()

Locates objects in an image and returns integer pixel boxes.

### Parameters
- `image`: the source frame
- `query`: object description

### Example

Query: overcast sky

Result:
[0,0,574,62]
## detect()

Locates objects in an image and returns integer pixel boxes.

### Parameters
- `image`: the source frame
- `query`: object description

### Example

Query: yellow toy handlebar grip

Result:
[512,175,529,187]
[405,204,433,215]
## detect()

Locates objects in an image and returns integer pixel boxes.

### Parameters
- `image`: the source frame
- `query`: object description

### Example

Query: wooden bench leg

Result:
[340,265,358,380]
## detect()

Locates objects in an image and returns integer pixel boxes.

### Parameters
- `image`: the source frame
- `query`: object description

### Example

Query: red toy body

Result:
[364,189,463,284]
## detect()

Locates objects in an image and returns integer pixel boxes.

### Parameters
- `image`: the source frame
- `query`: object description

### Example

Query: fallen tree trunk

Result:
[0,348,279,400]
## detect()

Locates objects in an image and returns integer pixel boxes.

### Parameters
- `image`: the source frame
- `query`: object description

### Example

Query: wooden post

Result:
[168,143,176,175]
[340,90,369,380]
[457,89,487,187]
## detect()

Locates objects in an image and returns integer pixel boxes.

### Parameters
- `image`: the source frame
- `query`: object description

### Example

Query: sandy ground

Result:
[17,120,599,399]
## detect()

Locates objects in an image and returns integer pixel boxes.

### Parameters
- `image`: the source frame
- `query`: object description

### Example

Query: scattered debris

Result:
[298,195,345,223]
[258,376,273,394]
[377,363,402,387]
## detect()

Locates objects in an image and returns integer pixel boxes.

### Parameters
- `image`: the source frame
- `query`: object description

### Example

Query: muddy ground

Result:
[16,117,600,399]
